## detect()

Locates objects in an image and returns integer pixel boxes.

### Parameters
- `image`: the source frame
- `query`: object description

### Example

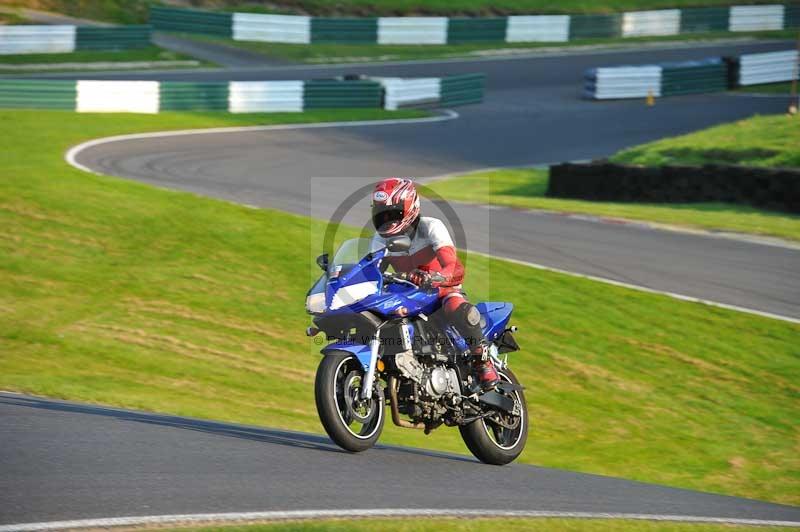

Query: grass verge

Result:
[0,10,28,24]
[172,31,796,64]
[612,114,800,167]
[1,109,798,505]
[425,114,800,240]
[735,82,799,94]
[0,46,208,71]
[155,518,794,532]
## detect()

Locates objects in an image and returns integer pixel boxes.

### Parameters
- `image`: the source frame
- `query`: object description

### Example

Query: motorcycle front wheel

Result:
[459,367,528,465]
[315,353,385,452]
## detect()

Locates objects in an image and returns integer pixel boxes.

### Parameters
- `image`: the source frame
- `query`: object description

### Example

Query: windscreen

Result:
[329,238,382,275]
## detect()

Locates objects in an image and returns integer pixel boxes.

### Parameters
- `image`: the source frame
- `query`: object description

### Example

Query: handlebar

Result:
[383,271,446,288]
[383,271,415,286]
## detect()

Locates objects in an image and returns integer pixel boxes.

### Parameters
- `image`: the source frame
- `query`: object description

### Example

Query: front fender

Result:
[320,342,372,371]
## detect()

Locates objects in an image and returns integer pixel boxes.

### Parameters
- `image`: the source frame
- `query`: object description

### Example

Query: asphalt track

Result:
[68,40,800,320]
[6,42,800,529]
[2,393,800,528]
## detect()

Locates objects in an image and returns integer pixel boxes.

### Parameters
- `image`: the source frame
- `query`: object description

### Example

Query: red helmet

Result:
[371,178,420,237]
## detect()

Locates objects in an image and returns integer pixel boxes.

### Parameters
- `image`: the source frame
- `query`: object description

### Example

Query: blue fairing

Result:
[477,302,514,340]
[321,342,373,370]
[311,240,514,355]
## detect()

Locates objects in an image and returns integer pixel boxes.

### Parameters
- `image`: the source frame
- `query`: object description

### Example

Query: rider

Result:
[370,177,500,391]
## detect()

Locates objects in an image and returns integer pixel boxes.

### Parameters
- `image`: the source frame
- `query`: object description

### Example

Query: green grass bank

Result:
[426,114,800,240]
[0,109,798,505]
[158,518,793,532]
[0,46,205,71]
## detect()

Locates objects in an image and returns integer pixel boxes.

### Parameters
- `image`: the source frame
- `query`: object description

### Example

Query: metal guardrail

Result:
[75,26,152,50]
[739,49,800,85]
[149,4,799,45]
[0,74,486,112]
[585,50,798,99]
[0,25,152,55]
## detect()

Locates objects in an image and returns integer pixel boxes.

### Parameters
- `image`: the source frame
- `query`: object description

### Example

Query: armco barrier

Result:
[303,79,382,109]
[0,25,151,54]
[160,82,230,111]
[679,7,730,32]
[585,50,796,99]
[377,73,485,109]
[440,73,486,106]
[75,26,152,50]
[548,161,800,214]
[661,58,729,96]
[0,79,76,109]
[584,66,662,99]
[0,26,76,54]
[739,49,800,85]
[149,4,799,45]
[312,18,377,43]
[0,74,485,113]
[150,6,232,37]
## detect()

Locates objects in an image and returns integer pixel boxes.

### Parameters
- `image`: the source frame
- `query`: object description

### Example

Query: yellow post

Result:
[646,90,655,107]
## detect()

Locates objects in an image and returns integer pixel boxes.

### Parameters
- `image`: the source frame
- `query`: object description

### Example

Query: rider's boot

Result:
[471,341,500,392]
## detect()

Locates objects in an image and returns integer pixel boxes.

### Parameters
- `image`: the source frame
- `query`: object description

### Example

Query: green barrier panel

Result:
[679,7,729,33]
[0,80,76,109]
[786,4,800,29]
[447,18,508,43]
[311,18,378,43]
[569,14,622,40]
[75,26,152,50]
[303,80,382,109]
[149,6,232,37]
[440,73,486,106]
[159,82,230,111]
[661,65,728,96]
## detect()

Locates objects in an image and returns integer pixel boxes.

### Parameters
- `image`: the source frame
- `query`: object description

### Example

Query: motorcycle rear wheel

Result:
[459,367,528,465]
[315,352,385,452]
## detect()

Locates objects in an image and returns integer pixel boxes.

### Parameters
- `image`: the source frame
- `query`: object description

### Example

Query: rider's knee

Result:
[453,301,481,328]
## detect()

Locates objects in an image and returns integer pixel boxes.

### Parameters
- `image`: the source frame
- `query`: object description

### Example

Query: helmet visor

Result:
[372,206,404,234]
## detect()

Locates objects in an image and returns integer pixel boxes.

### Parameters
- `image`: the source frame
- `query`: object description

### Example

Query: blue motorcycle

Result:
[306,235,527,465]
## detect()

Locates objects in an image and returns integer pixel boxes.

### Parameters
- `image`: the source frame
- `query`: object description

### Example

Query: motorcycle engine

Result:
[395,350,460,399]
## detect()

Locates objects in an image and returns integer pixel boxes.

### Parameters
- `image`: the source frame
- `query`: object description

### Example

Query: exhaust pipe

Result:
[388,375,424,430]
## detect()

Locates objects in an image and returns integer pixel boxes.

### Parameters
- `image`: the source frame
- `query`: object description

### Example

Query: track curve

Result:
[2,393,799,527]
[69,42,800,319]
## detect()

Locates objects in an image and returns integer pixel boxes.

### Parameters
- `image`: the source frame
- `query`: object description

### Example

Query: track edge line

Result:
[3,509,799,531]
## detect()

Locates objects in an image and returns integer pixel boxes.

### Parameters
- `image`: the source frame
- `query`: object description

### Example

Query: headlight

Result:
[305,292,326,314]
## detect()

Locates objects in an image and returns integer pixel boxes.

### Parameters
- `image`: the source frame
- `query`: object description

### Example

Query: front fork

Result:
[360,329,381,400]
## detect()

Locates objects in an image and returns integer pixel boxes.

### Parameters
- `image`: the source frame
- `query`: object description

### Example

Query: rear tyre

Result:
[315,352,384,452]
[459,367,528,465]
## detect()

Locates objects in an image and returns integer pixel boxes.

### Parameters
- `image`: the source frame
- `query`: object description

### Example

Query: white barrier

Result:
[587,66,662,99]
[377,17,448,45]
[739,49,799,85]
[0,25,76,55]
[232,13,311,44]
[377,78,441,110]
[76,81,160,113]
[622,10,681,37]
[506,15,570,42]
[729,5,785,31]
[228,81,304,112]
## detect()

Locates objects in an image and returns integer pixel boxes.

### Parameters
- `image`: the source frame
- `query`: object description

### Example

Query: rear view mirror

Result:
[386,235,411,253]
[316,253,329,271]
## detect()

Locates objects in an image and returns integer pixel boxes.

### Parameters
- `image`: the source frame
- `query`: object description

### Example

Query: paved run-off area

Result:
[1,393,799,527]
